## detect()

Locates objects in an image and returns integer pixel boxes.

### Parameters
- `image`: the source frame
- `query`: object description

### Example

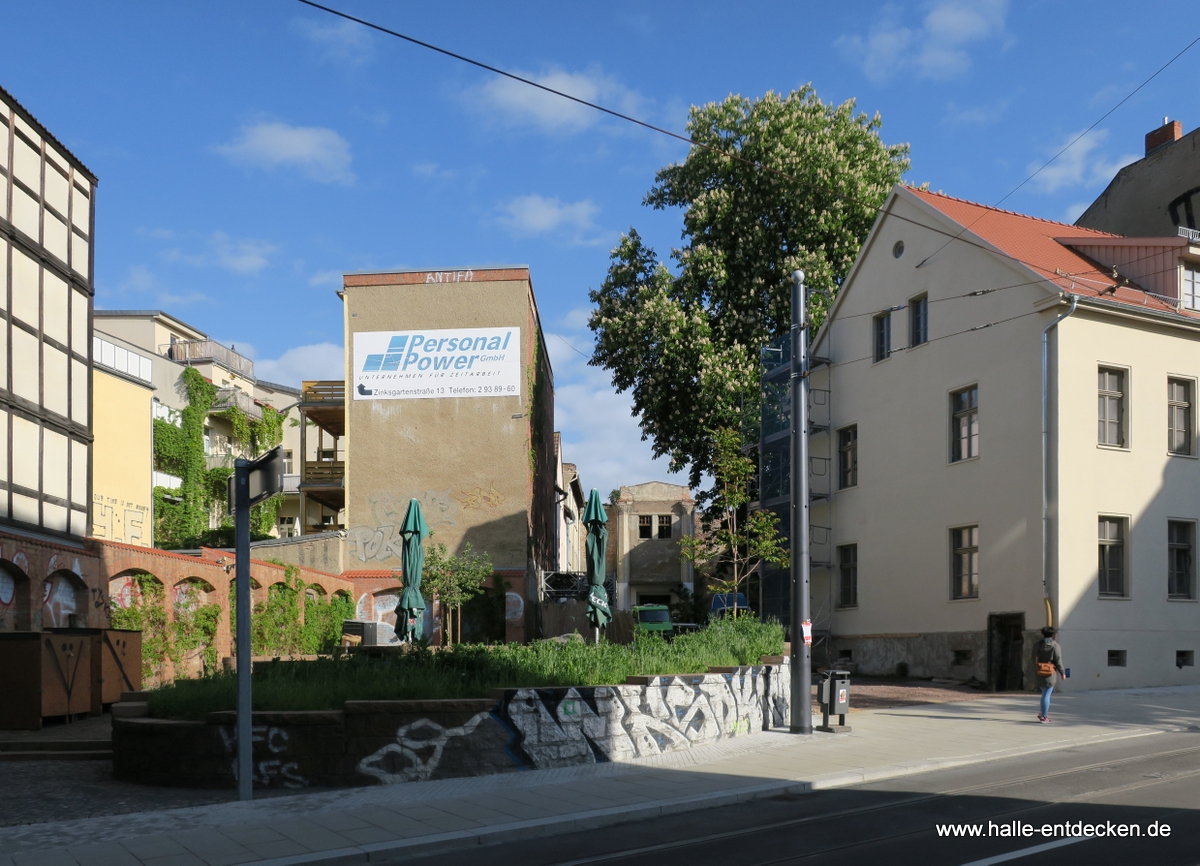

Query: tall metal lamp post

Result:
[789,270,812,734]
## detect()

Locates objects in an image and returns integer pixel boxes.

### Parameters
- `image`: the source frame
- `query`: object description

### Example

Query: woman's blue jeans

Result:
[1040,685,1054,718]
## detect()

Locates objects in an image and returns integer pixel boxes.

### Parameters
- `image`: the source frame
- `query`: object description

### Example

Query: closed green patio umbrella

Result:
[583,489,611,635]
[399,499,430,642]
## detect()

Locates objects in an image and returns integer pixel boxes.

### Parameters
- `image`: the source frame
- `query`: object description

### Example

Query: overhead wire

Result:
[295,0,1200,300]
[914,34,1200,269]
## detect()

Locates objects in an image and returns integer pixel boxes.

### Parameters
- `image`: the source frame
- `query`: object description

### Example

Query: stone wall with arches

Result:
[0,533,101,634]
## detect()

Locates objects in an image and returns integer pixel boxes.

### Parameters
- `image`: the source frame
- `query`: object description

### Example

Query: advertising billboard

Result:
[352,327,521,400]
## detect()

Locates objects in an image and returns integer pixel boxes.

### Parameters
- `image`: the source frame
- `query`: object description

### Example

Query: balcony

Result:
[165,339,255,379]
[302,461,344,488]
[300,380,344,437]
[212,387,263,422]
[153,470,182,490]
[282,473,300,494]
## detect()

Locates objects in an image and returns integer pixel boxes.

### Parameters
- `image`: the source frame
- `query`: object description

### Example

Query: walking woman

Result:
[1033,626,1065,723]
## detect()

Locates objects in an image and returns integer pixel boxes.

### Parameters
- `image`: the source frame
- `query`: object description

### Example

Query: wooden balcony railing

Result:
[302,381,345,404]
[302,461,345,486]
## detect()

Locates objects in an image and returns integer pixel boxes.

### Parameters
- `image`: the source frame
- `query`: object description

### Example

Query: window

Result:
[1107,649,1127,667]
[1169,378,1192,455]
[953,649,973,666]
[657,515,672,539]
[909,294,928,347]
[318,448,336,461]
[278,516,296,538]
[838,426,858,489]
[638,515,652,539]
[1168,521,1195,599]
[282,450,294,474]
[951,386,979,462]
[1098,517,1127,597]
[951,526,979,599]
[1098,368,1126,446]
[837,648,853,661]
[1178,650,1195,668]
[837,544,858,608]
[873,312,891,363]
[1184,262,1199,311]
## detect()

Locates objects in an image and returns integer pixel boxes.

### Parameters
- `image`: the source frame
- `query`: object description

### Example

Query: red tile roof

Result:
[906,187,1189,316]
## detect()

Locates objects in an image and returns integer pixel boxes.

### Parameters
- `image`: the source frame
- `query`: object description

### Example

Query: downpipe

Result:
[1042,294,1077,628]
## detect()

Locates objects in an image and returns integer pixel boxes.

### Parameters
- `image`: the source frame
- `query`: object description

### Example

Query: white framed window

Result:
[1099,516,1128,597]
[872,312,891,363]
[950,525,979,600]
[1168,378,1193,455]
[951,386,979,462]
[1184,262,1199,311]
[909,294,928,347]
[837,425,858,489]
[1168,520,1195,600]
[1098,367,1127,447]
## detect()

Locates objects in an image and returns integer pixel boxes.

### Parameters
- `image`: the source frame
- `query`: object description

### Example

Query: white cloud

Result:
[496,194,604,244]
[254,342,345,388]
[467,66,646,133]
[1064,201,1092,223]
[307,269,342,287]
[546,329,686,498]
[1026,129,1139,194]
[943,98,1009,126]
[210,231,276,274]
[216,122,355,185]
[291,18,373,65]
[163,231,277,275]
[836,0,1008,84]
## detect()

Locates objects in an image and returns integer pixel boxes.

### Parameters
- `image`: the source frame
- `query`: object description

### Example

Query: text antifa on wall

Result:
[363,331,514,374]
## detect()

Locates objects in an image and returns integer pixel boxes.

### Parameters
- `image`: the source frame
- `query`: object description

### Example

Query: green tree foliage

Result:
[679,428,790,616]
[423,542,493,645]
[589,87,909,488]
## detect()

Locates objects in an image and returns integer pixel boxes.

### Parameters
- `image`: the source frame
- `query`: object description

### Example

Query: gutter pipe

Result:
[1041,294,1078,628]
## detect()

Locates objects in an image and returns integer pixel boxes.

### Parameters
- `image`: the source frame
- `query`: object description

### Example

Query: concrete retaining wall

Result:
[113,660,791,790]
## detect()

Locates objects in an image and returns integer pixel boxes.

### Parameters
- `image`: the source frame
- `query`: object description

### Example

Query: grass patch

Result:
[148,617,784,720]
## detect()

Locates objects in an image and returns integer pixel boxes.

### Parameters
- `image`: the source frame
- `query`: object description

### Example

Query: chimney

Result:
[1145,117,1183,156]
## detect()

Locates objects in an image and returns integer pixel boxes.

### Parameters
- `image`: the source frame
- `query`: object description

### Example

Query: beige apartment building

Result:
[94,310,307,541]
[807,184,1200,691]
[338,267,557,642]
[606,482,695,610]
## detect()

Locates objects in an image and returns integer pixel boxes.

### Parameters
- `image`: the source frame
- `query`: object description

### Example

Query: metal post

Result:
[234,459,253,800]
[789,270,812,734]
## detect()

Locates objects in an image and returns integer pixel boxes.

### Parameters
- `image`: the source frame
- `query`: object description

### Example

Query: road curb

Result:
[248,727,1160,866]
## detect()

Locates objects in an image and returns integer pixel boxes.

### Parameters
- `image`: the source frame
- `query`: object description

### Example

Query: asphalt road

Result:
[411,731,1200,866]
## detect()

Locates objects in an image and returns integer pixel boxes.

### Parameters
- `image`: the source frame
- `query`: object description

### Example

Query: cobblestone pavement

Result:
[0,716,112,744]
[0,762,320,828]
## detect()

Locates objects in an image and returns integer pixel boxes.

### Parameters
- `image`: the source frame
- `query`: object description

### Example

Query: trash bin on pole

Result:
[816,669,852,733]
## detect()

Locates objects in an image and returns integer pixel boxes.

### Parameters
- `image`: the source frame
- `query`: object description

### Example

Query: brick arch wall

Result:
[92,540,354,672]
[0,536,101,632]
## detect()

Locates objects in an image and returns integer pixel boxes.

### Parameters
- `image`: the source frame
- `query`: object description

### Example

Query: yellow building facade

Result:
[90,364,153,546]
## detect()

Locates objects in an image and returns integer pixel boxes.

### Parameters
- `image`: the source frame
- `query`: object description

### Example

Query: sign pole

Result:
[234,458,253,800]
[790,270,812,734]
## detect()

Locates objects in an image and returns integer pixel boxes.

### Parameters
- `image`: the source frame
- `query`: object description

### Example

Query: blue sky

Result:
[3,1,1199,494]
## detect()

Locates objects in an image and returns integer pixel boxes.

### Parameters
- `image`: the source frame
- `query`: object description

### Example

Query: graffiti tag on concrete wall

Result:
[217,724,308,789]
[357,669,791,784]
[92,496,148,546]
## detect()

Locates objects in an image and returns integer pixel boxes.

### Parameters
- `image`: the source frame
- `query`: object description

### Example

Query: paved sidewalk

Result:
[3,686,1198,866]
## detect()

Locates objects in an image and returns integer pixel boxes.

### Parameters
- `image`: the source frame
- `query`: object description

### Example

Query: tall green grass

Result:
[147,617,784,720]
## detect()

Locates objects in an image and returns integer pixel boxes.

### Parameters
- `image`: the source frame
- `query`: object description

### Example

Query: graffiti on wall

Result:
[43,557,86,628]
[92,495,149,546]
[356,669,790,784]
[456,484,505,510]
[217,724,308,789]
[0,551,29,631]
[348,490,462,564]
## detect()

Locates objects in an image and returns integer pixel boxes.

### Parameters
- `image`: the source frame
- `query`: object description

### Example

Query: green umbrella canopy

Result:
[399,499,430,640]
[583,489,611,629]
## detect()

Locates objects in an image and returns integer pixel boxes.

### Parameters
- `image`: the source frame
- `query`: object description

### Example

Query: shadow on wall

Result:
[346,498,529,568]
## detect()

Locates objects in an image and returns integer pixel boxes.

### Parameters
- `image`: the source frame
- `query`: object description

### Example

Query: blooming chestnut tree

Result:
[589,86,909,490]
